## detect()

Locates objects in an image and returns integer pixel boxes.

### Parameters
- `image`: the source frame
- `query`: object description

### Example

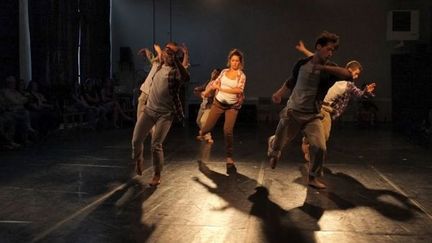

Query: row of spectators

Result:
[67,78,134,130]
[0,76,135,150]
[0,76,60,149]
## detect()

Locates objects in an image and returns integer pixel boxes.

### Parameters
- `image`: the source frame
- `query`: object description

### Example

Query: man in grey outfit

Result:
[268,31,353,189]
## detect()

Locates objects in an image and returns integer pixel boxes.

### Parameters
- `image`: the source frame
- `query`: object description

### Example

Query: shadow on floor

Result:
[295,166,423,221]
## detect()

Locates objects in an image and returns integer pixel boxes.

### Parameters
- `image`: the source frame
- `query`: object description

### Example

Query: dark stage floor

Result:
[0,123,431,243]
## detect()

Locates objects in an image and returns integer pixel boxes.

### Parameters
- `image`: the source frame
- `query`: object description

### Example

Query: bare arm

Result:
[296,40,314,57]
[272,82,291,104]
[179,43,190,69]
[154,44,162,62]
[202,81,217,98]
[173,56,190,83]
[137,48,154,63]
[314,64,353,80]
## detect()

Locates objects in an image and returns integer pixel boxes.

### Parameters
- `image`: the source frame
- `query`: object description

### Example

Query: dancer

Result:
[199,49,246,173]
[294,41,377,172]
[136,42,189,120]
[268,31,353,189]
[194,68,221,143]
[131,45,190,186]
[131,42,189,177]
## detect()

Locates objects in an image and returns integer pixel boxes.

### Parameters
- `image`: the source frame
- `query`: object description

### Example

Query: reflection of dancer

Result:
[268,31,353,189]
[194,68,221,144]
[199,49,246,172]
[131,46,190,186]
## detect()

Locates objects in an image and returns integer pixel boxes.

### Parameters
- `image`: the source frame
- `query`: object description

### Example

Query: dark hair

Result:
[226,49,244,69]
[345,60,363,71]
[315,31,339,50]
[165,42,178,54]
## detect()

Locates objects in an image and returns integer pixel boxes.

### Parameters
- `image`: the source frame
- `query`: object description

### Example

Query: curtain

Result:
[79,0,111,82]
[0,0,19,84]
[29,0,79,100]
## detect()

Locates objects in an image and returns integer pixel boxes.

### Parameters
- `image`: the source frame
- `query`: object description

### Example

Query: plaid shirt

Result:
[325,81,373,120]
[168,63,190,122]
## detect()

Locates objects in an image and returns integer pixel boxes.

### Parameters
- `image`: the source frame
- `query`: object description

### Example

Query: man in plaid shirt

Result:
[132,45,190,186]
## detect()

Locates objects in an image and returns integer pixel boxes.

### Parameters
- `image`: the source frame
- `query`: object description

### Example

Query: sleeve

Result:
[349,83,366,97]
[284,58,305,90]
[174,62,190,84]
[237,71,246,91]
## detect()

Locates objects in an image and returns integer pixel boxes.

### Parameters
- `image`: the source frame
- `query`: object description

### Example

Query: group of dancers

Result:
[131,31,376,189]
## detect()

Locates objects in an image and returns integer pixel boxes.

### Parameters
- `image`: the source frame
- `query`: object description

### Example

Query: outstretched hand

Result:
[366,82,376,93]
[179,43,189,55]
[296,40,306,52]
[272,93,282,104]
[137,48,150,56]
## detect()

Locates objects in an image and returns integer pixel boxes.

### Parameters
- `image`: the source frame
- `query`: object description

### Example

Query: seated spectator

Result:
[81,78,110,128]
[26,80,61,135]
[0,95,20,150]
[67,82,100,129]
[1,76,38,143]
[101,78,133,128]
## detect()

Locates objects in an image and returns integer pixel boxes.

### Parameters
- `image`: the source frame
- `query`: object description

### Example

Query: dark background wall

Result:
[0,0,430,124]
[111,0,432,122]
[0,0,19,82]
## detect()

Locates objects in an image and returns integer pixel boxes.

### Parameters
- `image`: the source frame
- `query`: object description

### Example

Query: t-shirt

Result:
[140,63,159,94]
[287,61,321,113]
[145,64,174,114]
[214,69,246,105]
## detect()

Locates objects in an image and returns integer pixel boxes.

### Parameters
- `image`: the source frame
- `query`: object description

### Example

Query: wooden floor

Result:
[0,122,431,243]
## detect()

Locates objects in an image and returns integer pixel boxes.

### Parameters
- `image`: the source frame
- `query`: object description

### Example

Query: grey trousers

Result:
[269,107,326,177]
[131,107,173,174]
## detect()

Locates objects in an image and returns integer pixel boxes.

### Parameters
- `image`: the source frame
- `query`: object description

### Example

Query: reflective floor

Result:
[0,123,431,243]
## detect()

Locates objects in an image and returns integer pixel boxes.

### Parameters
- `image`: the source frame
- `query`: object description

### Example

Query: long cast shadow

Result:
[194,153,318,243]
[248,186,322,243]
[295,167,423,221]
[43,177,158,242]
